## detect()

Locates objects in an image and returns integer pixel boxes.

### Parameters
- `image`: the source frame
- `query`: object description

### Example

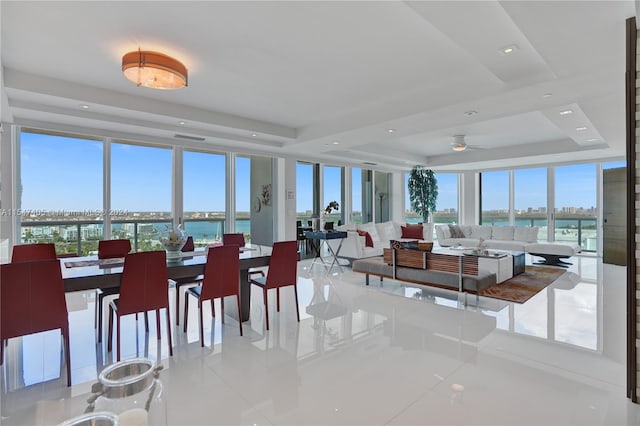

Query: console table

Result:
[305,231,348,274]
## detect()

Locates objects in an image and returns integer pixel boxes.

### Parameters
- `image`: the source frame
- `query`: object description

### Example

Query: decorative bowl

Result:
[159,225,187,259]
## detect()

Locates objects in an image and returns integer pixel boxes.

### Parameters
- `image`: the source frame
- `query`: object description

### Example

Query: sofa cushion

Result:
[514,226,539,242]
[358,222,381,244]
[336,224,356,232]
[448,224,466,238]
[492,226,515,240]
[422,222,434,241]
[468,225,492,239]
[435,225,451,242]
[401,224,423,239]
[376,221,400,243]
[357,230,374,247]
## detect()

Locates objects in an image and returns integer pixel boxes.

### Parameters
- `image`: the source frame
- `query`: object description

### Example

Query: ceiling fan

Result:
[450,135,486,152]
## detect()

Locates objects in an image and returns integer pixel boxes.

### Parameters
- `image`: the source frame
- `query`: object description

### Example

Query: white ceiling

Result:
[0,1,634,172]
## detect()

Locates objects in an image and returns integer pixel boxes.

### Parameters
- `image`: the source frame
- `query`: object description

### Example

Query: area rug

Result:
[478,266,566,303]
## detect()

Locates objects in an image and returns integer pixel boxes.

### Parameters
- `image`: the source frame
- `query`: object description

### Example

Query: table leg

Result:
[325,239,345,274]
[239,270,251,322]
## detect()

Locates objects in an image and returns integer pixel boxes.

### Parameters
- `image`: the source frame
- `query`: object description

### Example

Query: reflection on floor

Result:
[2,254,639,425]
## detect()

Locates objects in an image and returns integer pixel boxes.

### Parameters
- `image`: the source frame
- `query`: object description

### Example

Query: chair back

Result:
[200,245,240,300]
[98,239,131,259]
[265,241,298,289]
[1,260,68,340]
[11,243,57,262]
[117,251,169,315]
[222,233,245,247]
[181,236,195,252]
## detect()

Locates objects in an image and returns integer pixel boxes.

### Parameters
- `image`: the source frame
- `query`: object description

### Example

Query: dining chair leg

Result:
[107,306,114,352]
[221,297,225,324]
[236,295,243,336]
[293,284,300,322]
[116,315,121,362]
[211,299,215,318]
[175,284,181,326]
[165,307,173,356]
[63,327,71,386]
[97,293,106,343]
[263,288,269,331]
[277,288,280,312]
[198,299,204,347]
[183,293,190,333]
[155,309,161,340]
[144,312,149,333]
[0,339,4,365]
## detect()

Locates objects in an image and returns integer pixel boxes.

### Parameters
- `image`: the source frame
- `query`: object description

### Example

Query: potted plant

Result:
[323,201,340,230]
[407,166,438,223]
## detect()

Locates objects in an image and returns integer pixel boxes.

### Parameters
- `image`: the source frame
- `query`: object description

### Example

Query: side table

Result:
[305,231,348,274]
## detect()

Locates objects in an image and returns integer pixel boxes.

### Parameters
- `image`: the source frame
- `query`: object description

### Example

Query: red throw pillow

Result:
[357,230,374,247]
[401,224,423,239]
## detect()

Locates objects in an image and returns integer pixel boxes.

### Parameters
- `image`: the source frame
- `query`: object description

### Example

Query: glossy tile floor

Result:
[2,254,640,425]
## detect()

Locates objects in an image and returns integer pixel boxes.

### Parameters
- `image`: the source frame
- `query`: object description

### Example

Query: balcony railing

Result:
[18,218,229,256]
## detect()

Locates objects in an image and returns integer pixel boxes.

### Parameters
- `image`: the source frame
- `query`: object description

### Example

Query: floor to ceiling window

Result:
[183,150,226,245]
[111,141,172,251]
[480,170,509,225]
[352,168,372,224]
[323,165,344,227]
[17,130,103,255]
[555,164,596,251]
[433,173,458,225]
[514,168,547,240]
[374,171,390,223]
[296,162,317,225]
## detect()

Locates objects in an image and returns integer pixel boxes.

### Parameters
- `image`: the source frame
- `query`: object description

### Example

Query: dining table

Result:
[60,244,273,322]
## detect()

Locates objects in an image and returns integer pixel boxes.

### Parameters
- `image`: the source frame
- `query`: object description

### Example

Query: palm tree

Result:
[408,166,438,223]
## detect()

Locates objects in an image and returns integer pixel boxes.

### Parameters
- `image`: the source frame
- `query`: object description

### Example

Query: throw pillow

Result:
[401,224,423,239]
[448,224,466,238]
[357,230,374,247]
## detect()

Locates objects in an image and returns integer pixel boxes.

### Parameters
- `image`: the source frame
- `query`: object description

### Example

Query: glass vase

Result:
[85,358,167,426]
[159,225,187,259]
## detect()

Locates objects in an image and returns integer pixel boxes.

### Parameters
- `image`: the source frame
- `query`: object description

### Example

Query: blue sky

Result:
[20,132,625,213]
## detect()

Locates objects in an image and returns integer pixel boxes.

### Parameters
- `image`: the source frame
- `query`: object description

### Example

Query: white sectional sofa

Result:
[329,221,434,260]
[435,224,581,266]
[436,224,538,251]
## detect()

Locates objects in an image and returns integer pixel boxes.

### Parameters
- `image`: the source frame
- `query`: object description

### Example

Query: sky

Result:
[20,131,625,214]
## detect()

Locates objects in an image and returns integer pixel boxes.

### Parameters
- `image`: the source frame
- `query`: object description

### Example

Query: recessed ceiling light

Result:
[387,129,395,133]
[500,44,518,55]
[178,121,186,125]
[81,105,89,109]
[587,138,598,142]
[576,126,588,131]
[251,133,257,137]
[332,141,340,145]
[464,110,477,116]
[559,109,573,115]
[542,93,553,98]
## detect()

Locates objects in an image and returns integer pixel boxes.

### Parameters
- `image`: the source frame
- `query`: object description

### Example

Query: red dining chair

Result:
[107,251,173,361]
[183,245,242,345]
[96,239,132,343]
[11,243,57,262]
[182,235,195,252]
[174,236,204,326]
[249,241,300,330]
[1,259,71,386]
[223,233,265,278]
[222,233,245,247]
